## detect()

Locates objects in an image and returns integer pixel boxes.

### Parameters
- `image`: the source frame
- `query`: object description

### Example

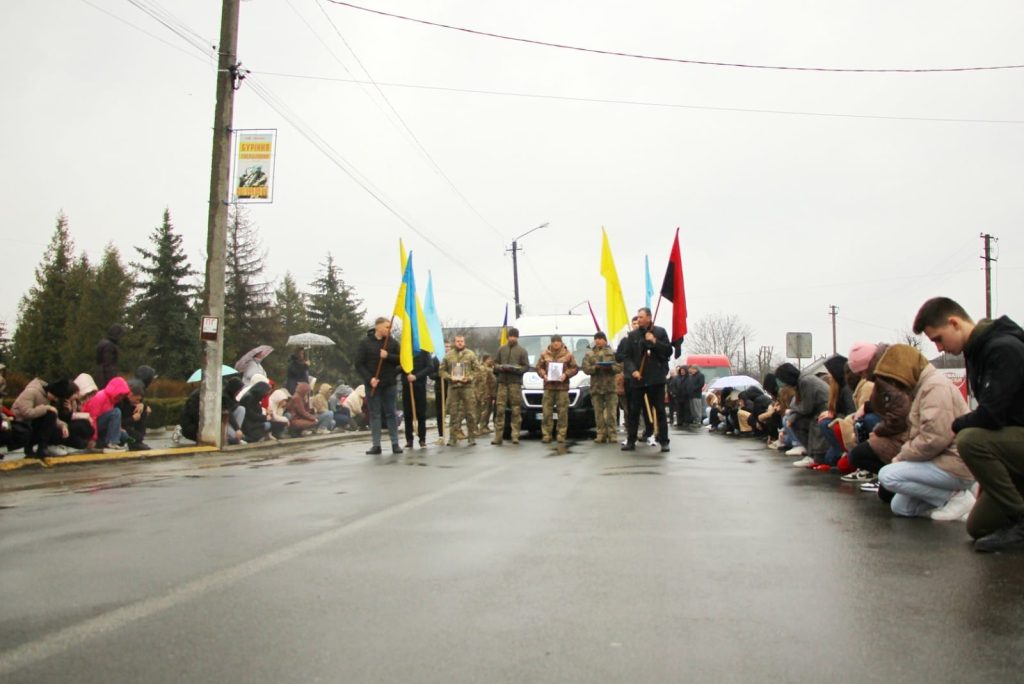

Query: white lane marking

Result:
[0,464,507,676]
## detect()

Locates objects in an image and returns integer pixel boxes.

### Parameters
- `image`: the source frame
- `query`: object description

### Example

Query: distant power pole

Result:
[980,233,998,319]
[199,0,242,447]
[507,222,548,319]
[828,305,839,355]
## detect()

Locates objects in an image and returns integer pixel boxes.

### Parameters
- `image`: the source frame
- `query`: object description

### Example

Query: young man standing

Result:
[491,327,530,445]
[440,335,480,446]
[355,317,402,459]
[913,297,1024,552]
[619,308,672,453]
[537,334,578,445]
[582,331,621,443]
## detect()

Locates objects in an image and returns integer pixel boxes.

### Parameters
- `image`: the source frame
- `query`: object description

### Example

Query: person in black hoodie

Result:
[687,365,707,427]
[285,349,311,393]
[914,297,1024,552]
[354,317,402,459]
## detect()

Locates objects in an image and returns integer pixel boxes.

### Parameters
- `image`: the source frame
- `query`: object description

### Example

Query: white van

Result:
[511,314,604,434]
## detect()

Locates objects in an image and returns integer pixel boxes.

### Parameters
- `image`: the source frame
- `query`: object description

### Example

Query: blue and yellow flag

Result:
[399,253,426,372]
[499,303,509,347]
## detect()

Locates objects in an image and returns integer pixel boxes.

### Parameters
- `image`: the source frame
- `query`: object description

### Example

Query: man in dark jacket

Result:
[95,324,125,389]
[619,307,672,452]
[402,348,432,450]
[914,296,1024,552]
[354,317,402,459]
[775,362,830,465]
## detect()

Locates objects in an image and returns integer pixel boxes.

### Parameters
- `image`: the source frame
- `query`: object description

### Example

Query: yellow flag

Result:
[392,239,407,317]
[600,227,629,336]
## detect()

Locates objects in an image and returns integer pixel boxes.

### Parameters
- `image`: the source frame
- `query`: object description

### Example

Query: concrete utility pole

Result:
[980,233,998,319]
[507,222,548,319]
[199,0,242,447]
[828,305,839,355]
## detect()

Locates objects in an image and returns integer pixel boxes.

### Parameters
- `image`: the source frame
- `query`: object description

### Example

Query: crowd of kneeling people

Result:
[703,297,1024,553]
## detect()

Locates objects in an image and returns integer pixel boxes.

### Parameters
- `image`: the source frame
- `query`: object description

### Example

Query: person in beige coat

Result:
[875,345,976,520]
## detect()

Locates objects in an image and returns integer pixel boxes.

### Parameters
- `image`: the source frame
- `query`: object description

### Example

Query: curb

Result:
[0,430,369,474]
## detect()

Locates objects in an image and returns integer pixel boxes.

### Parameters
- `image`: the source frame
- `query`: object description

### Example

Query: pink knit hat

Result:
[848,342,878,374]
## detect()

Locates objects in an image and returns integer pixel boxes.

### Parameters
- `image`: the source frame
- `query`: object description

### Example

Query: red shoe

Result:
[836,453,855,474]
[812,464,832,472]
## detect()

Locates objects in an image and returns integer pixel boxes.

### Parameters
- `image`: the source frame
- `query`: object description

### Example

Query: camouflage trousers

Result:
[448,386,478,442]
[542,389,569,441]
[592,391,618,439]
[493,383,522,441]
[477,396,495,432]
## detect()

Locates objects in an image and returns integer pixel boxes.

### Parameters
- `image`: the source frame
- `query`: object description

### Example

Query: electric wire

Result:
[245,75,511,299]
[324,1,1024,74]
[77,0,214,66]
[310,0,506,240]
[97,0,514,302]
[251,70,1024,126]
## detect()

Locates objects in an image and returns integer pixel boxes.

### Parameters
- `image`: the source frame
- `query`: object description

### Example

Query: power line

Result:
[251,70,1024,126]
[245,76,511,300]
[294,0,505,240]
[77,0,214,65]
[324,1,1024,74]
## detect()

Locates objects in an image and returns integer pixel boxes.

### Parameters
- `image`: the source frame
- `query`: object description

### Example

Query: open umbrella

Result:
[286,332,335,348]
[235,344,274,372]
[708,375,762,391]
[187,364,239,383]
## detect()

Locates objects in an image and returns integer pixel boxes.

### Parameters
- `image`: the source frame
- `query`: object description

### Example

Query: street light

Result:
[507,222,549,319]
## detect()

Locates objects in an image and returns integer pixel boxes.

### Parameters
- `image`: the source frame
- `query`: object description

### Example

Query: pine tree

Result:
[131,209,200,380]
[306,254,366,383]
[60,245,134,377]
[224,206,275,366]
[267,272,310,380]
[12,213,77,378]
[0,320,12,366]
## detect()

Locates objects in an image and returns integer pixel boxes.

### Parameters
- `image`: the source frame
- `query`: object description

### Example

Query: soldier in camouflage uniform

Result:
[582,331,622,443]
[537,334,579,444]
[492,327,530,445]
[476,354,497,434]
[439,335,479,446]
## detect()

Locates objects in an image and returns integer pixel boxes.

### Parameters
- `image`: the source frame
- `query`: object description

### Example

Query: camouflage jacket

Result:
[493,342,531,384]
[537,345,578,391]
[475,365,497,400]
[582,346,621,394]
[440,348,479,389]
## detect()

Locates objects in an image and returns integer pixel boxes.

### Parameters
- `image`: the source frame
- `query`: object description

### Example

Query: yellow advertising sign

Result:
[233,131,276,202]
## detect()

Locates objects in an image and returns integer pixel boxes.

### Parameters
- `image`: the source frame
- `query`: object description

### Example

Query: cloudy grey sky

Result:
[3,0,1023,361]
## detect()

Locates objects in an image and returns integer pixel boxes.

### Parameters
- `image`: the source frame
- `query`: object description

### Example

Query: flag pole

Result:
[407,375,417,434]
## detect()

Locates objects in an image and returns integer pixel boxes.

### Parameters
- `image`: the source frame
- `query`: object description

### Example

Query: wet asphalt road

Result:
[2,428,1023,683]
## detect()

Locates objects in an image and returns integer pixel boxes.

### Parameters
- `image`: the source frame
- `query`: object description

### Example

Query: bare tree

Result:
[685,313,754,371]
[898,328,922,350]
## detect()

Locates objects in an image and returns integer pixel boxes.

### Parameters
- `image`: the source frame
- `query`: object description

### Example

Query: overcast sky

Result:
[3,0,1023,362]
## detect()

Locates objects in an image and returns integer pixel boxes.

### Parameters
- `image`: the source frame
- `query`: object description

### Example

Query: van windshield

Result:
[518,335,595,366]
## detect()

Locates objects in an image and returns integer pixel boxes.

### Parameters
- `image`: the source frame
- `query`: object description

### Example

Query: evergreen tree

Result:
[224,206,275,366]
[60,245,134,376]
[131,209,199,380]
[12,213,76,378]
[0,320,12,366]
[306,254,366,383]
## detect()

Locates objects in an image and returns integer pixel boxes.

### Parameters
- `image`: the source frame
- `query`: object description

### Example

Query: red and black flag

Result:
[660,228,688,357]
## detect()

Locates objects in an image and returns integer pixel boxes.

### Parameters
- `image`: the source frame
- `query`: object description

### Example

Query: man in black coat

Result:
[619,307,672,452]
[95,324,124,390]
[914,296,1024,552]
[402,348,432,449]
[687,365,706,427]
[354,317,402,459]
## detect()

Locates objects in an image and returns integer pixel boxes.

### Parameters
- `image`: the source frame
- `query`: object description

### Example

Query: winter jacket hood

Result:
[874,345,931,390]
[237,373,271,401]
[12,378,54,421]
[775,363,799,387]
[135,366,158,388]
[74,373,99,397]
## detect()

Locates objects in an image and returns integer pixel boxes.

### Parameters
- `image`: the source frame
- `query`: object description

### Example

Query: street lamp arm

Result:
[512,221,549,243]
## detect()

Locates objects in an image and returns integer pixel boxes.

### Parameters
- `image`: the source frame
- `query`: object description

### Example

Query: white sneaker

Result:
[766,440,779,449]
[41,445,69,457]
[646,436,658,447]
[840,469,876,483]
[103,444,127,453]
[785,446,807,457]
[930,490,977,521]
[791,455,814,468]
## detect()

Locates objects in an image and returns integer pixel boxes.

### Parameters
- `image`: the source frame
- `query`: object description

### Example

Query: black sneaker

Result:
[660,443,670,453]
[974,519,1024,553]
[621,443,636,451]
[392,443,403,454]
[365,446,382,455]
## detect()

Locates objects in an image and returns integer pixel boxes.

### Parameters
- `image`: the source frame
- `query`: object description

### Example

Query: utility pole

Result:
[506,222,548,319]
[828,305,838,355]
[199,0,242,447]
[742,336,748,375]
[980,233,998,319]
